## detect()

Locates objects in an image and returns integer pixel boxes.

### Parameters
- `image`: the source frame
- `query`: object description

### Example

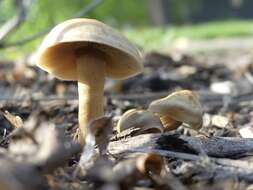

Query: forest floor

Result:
[0,38,253,190]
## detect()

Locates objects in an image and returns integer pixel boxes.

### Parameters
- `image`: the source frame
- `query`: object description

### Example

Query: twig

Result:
[129,147,200,161]
[245,72,253,86]
[72,0,103,18]
[0,0,104,49]
[108,133,253,158]
[0,0,34,42]
[0,30,46,48]
[130,147,253,172]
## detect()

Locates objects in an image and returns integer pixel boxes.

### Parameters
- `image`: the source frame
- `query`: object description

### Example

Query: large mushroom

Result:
[36,18,143,145]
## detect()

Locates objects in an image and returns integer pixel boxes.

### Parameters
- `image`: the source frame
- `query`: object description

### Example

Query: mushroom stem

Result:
[76,50,105,145]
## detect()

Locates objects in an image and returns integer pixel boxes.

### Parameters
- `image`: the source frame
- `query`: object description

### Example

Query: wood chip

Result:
[239,126,253,138]
[3,111,23,128]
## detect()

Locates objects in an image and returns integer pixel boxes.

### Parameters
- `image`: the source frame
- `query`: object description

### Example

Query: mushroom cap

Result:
[36,18,143,80]
[148,90,203,129]
[116,109,163,134]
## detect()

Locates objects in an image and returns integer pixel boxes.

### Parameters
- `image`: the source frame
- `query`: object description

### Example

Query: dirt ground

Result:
[0,41,253,190]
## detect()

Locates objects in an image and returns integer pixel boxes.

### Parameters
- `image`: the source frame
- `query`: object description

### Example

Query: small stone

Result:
[210,81,236,95]
[211,115,230,128]
[239,126,253,138]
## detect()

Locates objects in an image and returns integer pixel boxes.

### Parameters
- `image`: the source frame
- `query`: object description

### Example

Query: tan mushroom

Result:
[148,90,203,130]
[116,109,163,134]
[113,153,163,181]
[136,153,163,176]
[36,18,143,145]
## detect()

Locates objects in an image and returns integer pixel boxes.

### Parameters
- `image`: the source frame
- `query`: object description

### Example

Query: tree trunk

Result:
[148,0,169,26]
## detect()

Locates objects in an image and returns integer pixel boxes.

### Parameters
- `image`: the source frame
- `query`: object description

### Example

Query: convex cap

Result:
[36,18,143,80]
[117,109,163,134]
[149,90,203,130]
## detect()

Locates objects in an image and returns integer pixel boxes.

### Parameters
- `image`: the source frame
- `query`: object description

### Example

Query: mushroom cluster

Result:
[117,90,203,135]
[36,18,203,146]
[36,18,143,145]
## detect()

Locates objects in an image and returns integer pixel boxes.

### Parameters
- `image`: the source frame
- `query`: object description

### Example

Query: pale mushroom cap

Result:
[117,109,163,134]
[36,18,143,80]
[148,90,203,128]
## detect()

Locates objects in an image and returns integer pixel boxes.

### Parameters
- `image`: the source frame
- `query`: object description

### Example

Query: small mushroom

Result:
[36,19,143,145]
[116,109,164,135]
[148,90,203,130]
[113,153,163,184]
[136,153,163,176]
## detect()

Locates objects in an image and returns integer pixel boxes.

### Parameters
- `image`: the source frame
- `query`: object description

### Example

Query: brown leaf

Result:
[8,115,80,173]
[77,116,112,176]
[90,116,113,154]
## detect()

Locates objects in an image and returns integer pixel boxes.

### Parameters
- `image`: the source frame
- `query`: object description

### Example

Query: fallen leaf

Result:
[77,116,112,176]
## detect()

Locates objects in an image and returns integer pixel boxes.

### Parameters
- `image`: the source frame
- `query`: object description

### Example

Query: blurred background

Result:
[1,0,253,101]
[1,0,253,59]
[0,0,253,142]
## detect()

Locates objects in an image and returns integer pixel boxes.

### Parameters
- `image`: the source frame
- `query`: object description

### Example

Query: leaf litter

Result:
[0,48,252,189]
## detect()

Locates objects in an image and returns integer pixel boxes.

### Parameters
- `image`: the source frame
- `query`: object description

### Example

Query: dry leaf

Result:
[90,116,113,154]
[78,116,112,175]
[8,115,80,173]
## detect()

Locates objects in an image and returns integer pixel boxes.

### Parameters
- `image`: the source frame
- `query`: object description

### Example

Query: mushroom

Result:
[36,18,143,145]
[113,153,162,182]
[116,109,163,135]
[136,153,163,176]
[148,90,203,130]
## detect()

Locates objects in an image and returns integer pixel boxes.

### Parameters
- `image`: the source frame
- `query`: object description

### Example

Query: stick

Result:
[108,134,253,158]
[0,0,104,49]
